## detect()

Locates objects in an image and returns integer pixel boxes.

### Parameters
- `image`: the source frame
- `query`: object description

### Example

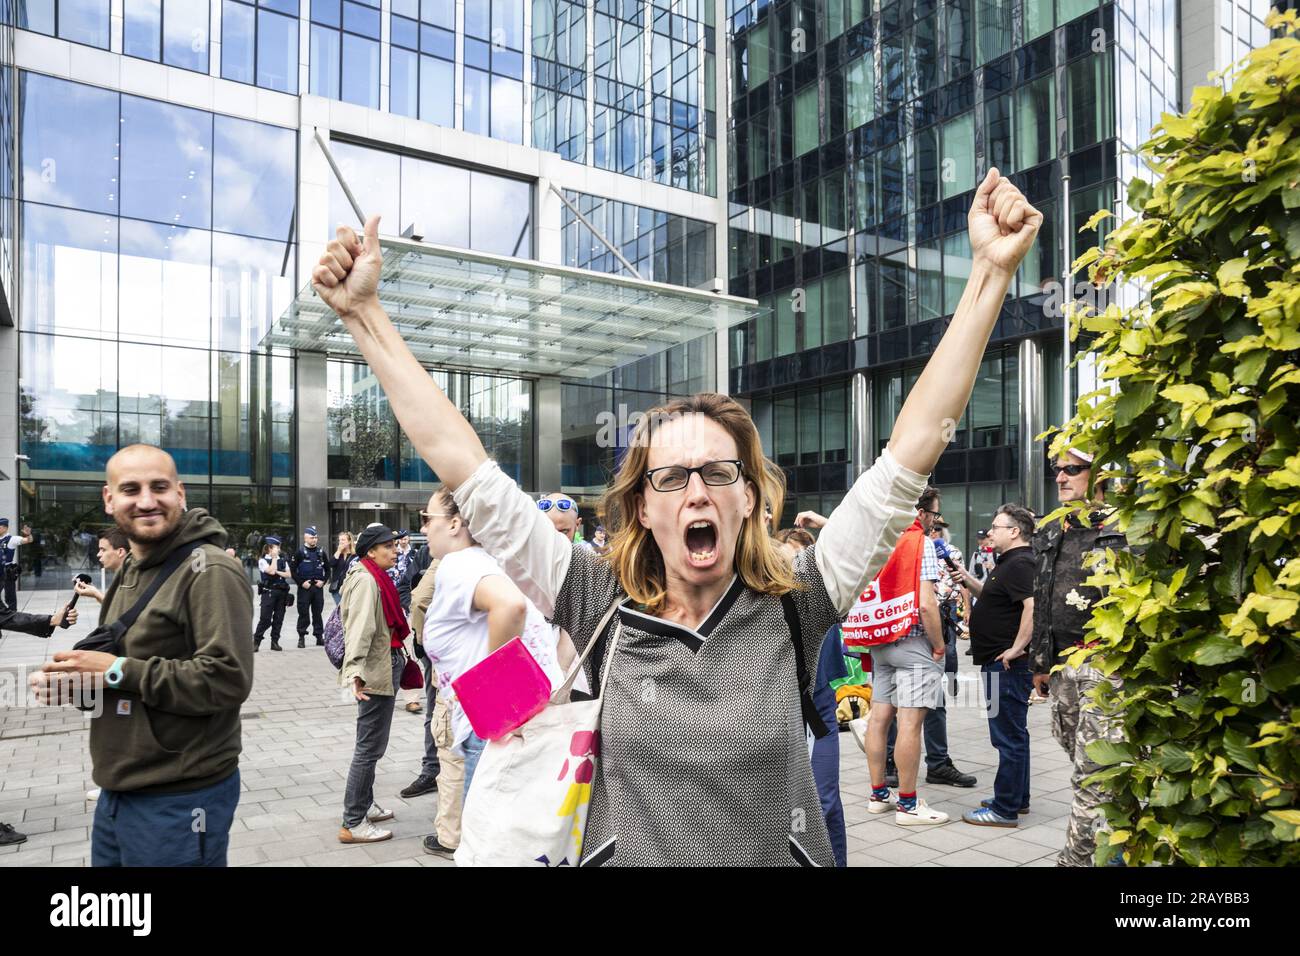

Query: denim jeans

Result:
[462,730,487,799]
[981,657,1032,818]
[420,656,441,779]
[342,650,402,829]
[92,770,240,867]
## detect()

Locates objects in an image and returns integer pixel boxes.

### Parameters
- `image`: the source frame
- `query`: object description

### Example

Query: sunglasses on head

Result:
[537,498,576,513]
[1052,464,1090,477]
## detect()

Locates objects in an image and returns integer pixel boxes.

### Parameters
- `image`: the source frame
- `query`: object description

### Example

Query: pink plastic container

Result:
[452,637,552,740]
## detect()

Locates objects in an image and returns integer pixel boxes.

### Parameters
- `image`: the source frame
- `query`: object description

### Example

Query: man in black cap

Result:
[0,518,33,611]
[254,535,293,651]
[291,525,331,648]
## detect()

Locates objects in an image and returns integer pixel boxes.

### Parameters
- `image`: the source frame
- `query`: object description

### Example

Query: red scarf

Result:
[842,519,925,649]
[361,557,410,647]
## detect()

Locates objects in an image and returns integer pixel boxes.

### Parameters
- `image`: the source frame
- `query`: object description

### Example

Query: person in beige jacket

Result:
[338,522,408,845]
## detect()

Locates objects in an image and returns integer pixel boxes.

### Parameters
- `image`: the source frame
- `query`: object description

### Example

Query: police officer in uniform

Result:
[291,525,331,648]
[0,519,33,611]
[254,536,293,652]
[1030,449,1128,867]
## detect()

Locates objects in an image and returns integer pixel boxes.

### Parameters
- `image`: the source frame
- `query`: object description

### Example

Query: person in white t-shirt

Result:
[419,487,561,803]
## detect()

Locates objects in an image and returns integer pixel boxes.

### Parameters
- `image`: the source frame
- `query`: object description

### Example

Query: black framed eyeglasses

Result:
[1051,464,1090,477]
[644,459,744,493]
[537,498,576,513]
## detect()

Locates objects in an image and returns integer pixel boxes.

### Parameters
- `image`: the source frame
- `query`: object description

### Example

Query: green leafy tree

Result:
[1050,11,1300,865]
[328,394,396,486]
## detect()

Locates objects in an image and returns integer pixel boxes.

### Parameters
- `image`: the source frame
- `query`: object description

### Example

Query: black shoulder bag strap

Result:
[73,546,195,654]
[781,593,830,739]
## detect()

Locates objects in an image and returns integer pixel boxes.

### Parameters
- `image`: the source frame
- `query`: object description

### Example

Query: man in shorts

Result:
[864,487,949,826]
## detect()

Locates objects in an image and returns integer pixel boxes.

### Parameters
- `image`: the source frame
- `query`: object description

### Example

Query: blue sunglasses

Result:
[537,498,576,513]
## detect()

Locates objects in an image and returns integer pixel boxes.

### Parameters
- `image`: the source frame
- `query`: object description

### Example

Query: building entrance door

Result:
[330,505,401,547]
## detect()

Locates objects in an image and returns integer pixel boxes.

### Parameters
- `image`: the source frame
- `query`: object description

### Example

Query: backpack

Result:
[324,604,345,668]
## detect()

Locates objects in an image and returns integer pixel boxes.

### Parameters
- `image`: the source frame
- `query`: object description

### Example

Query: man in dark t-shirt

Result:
[955,504,1037,826]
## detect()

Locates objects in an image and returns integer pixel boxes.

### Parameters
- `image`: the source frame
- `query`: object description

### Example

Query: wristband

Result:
[104,657,126,688]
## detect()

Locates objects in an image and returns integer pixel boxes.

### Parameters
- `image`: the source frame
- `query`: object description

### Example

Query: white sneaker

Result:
[86,788,102,801]
[848,717,868,754]
[896,798,949,826]
[339,822,392,844]
[366,803,395,823]
[866,789,897,814]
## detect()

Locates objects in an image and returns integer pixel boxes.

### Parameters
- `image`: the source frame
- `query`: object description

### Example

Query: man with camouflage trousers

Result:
[1030,449,1128,866]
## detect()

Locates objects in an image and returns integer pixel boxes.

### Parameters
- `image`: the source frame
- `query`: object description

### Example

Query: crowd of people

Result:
[2,168,1126,868]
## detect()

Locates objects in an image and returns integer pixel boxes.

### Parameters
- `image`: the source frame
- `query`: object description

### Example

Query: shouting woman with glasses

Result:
[311,168,1042,866]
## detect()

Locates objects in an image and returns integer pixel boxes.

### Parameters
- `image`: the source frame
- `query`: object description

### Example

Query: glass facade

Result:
[389,0,455,126]
[17,72,298,576]
[323,139,534,257]
[222,0,300,94]
[561,190,715,286]
[326,360,533,488]
[124,0,211,73]
[728,0,1177,538]
[19,0,111,48]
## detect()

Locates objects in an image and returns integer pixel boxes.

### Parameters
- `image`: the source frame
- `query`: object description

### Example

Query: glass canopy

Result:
[266,238,767,378]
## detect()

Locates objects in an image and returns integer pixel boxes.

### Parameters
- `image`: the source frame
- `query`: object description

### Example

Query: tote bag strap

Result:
[550,594,624,704]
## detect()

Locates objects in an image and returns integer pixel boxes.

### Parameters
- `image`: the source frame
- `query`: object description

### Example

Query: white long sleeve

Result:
[451,460,573,619]
[814,447,930,614]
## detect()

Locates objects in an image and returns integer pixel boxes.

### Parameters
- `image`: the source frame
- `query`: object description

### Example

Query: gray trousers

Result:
[342,651,403,829]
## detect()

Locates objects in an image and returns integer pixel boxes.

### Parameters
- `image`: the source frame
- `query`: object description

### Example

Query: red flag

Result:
[842,519,925,650]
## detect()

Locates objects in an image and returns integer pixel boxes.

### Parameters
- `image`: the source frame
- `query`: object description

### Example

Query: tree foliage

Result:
[1051,11,1300,865]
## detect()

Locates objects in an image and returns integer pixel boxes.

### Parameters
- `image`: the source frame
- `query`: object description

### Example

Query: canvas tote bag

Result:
[455,598,623,867]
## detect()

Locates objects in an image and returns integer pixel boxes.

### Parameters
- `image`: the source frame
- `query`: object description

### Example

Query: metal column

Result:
[1018,337,1046,516]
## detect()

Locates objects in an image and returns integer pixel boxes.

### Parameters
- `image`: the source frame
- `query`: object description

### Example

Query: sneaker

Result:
[0,822,27,847]
[980,798,1030,816]
[963,806,1019,827]
[926,760,977,788]
[848,717,868,754]
[338,822,392,844]
[297,637,305,648]
[866,790,897,814]
[86,787,102,801]
[400,774,439,798]
[422,834,456,859]
[366,803,395,823]
[896,799,949,826]
[885,763,900,789]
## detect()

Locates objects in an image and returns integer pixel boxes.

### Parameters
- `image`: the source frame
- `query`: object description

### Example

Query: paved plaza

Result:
[1,586,1078,867]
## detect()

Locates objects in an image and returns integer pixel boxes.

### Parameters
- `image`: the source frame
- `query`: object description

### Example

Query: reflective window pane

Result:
[58,0,111,48]
[470,170,531,256]
[221,0,255,84]
[20,74,119,215]
[341,33,380,109]
[940,111,975,198]
[212,115,295,241]
[120,95,213,229]
[19,0,57,34]
[490,74,523,144]
[212,232,295,352]
[400,156,469,247]
[119,218,211,347]
[419,55,455,127]
[118,342,212,478]
[124,0,162,61]
[326,141,399,239]
[20,203,117,338]
[391,46,419,117]
[20,333,118,475]
[164,0,210,72]
[309,23,341,98]
[257,10,299,94]
[464,67,490,136]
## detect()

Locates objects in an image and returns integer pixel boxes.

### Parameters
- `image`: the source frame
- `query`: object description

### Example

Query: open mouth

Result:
[684,520,718,567]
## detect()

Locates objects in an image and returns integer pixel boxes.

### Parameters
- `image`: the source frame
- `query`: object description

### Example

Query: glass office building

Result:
[725,0,1186,553]
[0,0,1271,582]
[0,0,734,584]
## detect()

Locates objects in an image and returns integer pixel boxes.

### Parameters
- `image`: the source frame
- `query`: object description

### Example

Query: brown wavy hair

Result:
[599,393,798,614]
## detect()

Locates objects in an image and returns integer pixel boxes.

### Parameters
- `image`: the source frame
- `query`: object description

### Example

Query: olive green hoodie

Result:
[90,509,254,793]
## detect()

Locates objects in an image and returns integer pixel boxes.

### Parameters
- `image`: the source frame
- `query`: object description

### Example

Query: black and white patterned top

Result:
[453,448,927,866]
